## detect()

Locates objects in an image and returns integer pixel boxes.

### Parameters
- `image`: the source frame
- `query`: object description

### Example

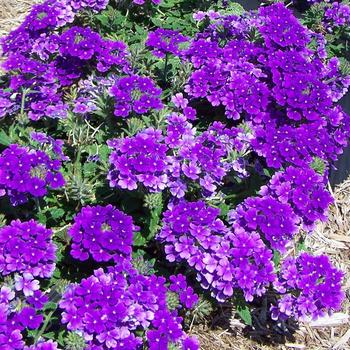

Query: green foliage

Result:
[0,214,6,228]
[144,192,164,239]
[189,296,214,323]
[167,291,181,310]
[310,157,326,175]
[273,250,281,270]
[64,332,87,350]
[132,252,156,275]
[233,293,252,326]
[339,57,350,76]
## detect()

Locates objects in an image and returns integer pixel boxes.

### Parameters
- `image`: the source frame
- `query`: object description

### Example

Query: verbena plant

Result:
[0,0,349,349]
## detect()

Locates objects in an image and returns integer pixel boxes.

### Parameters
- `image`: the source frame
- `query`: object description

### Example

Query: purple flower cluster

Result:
[0,0,129,121]
[260,167,333,230]
[73,74,117,115]
[0,144,65,205]
[259,3,310,49]
[183,3,350,169]
[229,197,299,252]
[60,265,198,350]
[324,2,350,28]
[2,0,109,55]
[169,122,251,196]
[169,274,199,309]
[24,340,59,350]
[108,128,169,191]
[0,292,32,349]
[30,131,68,161]
[0,89,16,119]
[184,39,269,120]
[157,200,275,302]
[132,0,161,5]
[110,75,163,117]
[68,205,136,263]
[0,219,56,278]
[56,26,130,73]
[146,29,189,58]
[272,253,344,321]
[251,108,350,169]
[108,119,251,197]
[0,279,54,350]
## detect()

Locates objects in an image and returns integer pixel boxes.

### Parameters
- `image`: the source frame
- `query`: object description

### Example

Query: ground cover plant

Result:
[0,0,349,349]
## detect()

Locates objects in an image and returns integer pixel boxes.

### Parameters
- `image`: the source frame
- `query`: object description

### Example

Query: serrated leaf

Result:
[43,332,56,340]
[43,301,58,311]
[50,208,65,220]
[226,2,245,16]
[0,130,11,146]
[36,212,47,225]
[133,232,146,247]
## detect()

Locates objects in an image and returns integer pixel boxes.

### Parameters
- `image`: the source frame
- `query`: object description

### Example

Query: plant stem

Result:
[163,53,169,83]
[34,309,56,343]
[34,197,42,213]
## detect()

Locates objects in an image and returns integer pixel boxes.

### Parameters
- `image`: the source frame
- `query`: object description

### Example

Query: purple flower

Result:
[158,200,275,301]
[0,329,24,349]
[0,220,56,278]
[146,29,189,58]
[229,196,300,252]
[0,286,15,303]
[272,253,345,321]
[68,205,136,263]
[110,75,163,118]
[179,287,198,309]
[27,290,49,309]
[108,128,169,192]
[260,166,333,230]
[60,266,197,349]
[24,340,59,350]
[14,273,40,297]
[16,307,43,329]
[0,144,65,205]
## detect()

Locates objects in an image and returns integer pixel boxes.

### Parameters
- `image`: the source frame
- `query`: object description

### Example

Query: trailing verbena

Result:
[0,0,349,349]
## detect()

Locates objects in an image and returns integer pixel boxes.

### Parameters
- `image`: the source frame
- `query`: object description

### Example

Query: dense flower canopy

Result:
[0,0,349,348]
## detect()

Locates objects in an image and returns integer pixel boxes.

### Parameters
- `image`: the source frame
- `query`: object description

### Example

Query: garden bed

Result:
[0,1,349,350]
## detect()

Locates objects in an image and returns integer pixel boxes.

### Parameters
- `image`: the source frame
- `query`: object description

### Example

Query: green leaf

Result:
[133,231,146,247]
[36,212,47,225]
[234,294,252,326]
[225,2,245,16]
[27,329,38,339]
[263,168,273,178]
[296,239,307,252]
[219,203,230,217]
[50,208,65,220]
[43,301,58,311]
[310,157,326,175]
[43,332,56,340]
[0,130,11,146]
[273,250,281,268]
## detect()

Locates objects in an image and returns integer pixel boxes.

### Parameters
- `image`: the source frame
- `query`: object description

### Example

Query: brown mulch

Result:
[0,1,349,349]
[0,0,41,39]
